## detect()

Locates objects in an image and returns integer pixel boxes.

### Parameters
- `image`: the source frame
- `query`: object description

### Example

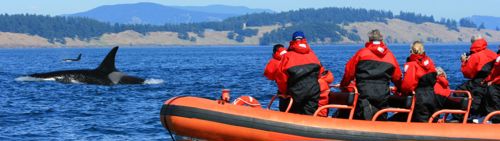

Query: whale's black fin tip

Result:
[96,46,119,73]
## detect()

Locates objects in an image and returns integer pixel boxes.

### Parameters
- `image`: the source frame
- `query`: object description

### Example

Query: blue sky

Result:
[2,0,500,19]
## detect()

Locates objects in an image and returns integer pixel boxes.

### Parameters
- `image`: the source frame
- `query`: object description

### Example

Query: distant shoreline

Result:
[1,42,498,49]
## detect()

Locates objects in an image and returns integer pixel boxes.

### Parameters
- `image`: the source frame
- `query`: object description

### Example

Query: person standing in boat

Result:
[401,41,439,122]
[483,52,500,123]
[264,44,289,111]
[275,31,330,116]
[340,29,402,120]
[458,35,496,119]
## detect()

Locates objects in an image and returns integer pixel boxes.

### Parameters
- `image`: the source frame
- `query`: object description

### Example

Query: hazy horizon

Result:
[1,0,500,20]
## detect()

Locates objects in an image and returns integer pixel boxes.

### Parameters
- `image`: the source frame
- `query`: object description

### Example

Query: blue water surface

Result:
[0,44,497,140]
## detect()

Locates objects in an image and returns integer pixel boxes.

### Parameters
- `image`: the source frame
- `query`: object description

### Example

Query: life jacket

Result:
[340,41,402,89]
[276,39,322,96]
[401,54,437,94]
[461,39,497,79]
[275,39,324,115]
[484,54,500,85]
[434,75,451,97]
[264,48,287,80]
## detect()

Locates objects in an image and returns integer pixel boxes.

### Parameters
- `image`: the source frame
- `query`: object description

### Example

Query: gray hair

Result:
[368,29,383,41]
[471,34,483,43]
[436,67,447,78]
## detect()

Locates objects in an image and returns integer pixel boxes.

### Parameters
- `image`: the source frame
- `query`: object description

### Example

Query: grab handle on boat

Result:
[267,94,293,113]
[483,111,500,124]
[428,90,472,124]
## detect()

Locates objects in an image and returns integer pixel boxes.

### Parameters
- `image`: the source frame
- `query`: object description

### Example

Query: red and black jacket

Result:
[264,47,286,81]
[401,54,437,95]
[275,39,324,102]
[340,41,402,89]
[484,54,500,85]
[461,39,497,79]
[434,75,451,97]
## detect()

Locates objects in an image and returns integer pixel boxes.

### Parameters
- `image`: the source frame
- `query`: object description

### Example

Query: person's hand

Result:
[461,53,468,62]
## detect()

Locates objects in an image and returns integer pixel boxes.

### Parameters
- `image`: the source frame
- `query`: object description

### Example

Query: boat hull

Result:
[160,96,500,140]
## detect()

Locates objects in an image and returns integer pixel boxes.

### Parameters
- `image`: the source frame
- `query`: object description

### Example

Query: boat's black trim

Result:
[161,104,481,140]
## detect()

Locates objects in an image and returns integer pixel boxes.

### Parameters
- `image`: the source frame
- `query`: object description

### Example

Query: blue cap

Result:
[292,31,305,40]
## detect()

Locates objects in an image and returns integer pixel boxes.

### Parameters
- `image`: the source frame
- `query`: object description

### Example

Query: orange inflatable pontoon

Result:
[160,87,500,140]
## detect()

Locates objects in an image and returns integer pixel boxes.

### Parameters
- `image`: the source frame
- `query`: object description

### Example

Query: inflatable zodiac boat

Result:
[160,87,500,140]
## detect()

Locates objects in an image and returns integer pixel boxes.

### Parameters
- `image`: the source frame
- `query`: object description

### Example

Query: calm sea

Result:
[0,44,497,140]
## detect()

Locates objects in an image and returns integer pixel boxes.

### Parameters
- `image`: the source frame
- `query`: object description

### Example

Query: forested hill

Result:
[0,7,493,46]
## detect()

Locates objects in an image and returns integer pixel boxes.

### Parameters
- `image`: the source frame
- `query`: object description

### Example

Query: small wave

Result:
[143,78,164,85]
[15,76,55,82]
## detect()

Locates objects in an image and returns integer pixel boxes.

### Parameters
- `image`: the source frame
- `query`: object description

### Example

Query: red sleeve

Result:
[461,55,479,79]
[401,63,417,94]
[275,56,289,95]
[436,75,449,87]
[264,59,279,80]
[340,52,360,88]
[391,55,403,90]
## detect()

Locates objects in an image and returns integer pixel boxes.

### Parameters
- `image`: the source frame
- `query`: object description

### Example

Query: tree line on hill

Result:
[0,7,485,45]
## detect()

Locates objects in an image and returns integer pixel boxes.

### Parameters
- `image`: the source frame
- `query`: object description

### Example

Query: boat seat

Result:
[428,90,472,124]
[445,96,469,111]
[313,85,358,119]
[388,95,413,109]
[372,91,416,123]
[328,91,356,105]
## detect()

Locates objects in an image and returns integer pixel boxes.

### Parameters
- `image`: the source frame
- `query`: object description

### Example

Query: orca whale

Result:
[28,46,145,85]
[63,53,82,62]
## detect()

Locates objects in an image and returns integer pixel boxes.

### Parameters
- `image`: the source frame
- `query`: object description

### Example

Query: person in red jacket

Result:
[264,44,287,81]
[434,67,451,98]
[483,53,500,123]
[340,29,402,120]
[275,31,330,115]
[264,44,289,111]
[434,67,452,109]
[458,35,497,118]
[401,41,438,122]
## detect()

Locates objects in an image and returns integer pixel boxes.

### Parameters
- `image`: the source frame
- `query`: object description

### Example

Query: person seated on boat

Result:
[340,29,402,120]
[483,53,500,123]
[457,35,497,119]
[401,41,438,122]
[275,31,330,116]
[264,44,289,111]
[434,67,452,108]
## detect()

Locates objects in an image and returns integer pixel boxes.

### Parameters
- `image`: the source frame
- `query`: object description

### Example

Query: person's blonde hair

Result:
[410,41,425,54]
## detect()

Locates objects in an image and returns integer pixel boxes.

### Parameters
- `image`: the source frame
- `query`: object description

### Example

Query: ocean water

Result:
[0,44,497,140]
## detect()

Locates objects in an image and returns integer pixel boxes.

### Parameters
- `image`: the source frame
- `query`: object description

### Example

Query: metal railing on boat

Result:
[428,90,472,124]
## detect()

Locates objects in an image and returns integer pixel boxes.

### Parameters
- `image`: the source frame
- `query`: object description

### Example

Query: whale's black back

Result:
[29,46,144,85]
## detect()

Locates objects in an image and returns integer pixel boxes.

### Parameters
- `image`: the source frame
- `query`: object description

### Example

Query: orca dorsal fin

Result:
[76,54,82,60]
[96,46,119,73]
